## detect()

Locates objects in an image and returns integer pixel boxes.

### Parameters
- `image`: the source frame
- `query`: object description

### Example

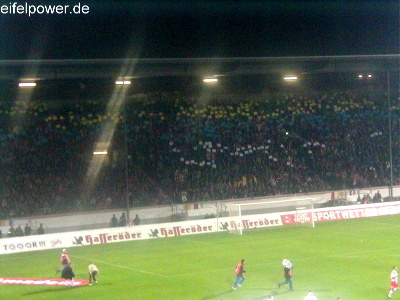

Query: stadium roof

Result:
[1,54,399,81]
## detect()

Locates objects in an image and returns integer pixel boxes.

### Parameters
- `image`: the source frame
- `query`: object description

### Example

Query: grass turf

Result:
[0,215,399,300]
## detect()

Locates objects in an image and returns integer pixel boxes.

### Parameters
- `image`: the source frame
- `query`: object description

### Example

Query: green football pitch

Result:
[0,215,399,300]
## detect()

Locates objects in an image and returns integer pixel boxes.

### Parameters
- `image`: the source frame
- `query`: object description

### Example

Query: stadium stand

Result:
[0,87,398,219]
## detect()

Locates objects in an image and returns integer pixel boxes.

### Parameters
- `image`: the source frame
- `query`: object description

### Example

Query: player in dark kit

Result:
[61,264,75,286]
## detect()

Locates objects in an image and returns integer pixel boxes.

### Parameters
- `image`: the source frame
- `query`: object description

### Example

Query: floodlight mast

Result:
[388,70,393,199]
[124,94,130,223]
[238,204,243,235]
[115,79,132,223]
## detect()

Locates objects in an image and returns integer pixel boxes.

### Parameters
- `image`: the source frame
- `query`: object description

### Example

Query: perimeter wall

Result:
[0,185,397,236]
[1,197,400,255]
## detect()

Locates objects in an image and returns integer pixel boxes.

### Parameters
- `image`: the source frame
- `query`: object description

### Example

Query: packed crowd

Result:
[0,87,398,218]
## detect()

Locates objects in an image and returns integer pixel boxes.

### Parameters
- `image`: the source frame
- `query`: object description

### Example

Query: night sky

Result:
[0,0,398,60]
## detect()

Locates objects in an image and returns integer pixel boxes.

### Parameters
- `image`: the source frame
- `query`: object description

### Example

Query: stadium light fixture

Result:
[283,76,298,81]
[115,80,131,85]
[19,82,36,87]
[203,78,218,83]
[358,74,372,79]
[93,151,108,155]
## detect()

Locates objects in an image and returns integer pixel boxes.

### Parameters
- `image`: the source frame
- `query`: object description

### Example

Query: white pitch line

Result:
[73,246,400,281]
[73,255,169,278]
[169,248,400,279]
[75,254,234,279]
[168,266,232,278]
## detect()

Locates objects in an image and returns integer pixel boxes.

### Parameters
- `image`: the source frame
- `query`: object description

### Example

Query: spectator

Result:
[376,190,382,202]
[119,212,127,227]
[181,190,188,202]
[133,214,141,225]
[7,225,15,237]
[110,214,118,227]
[24,224,32,236]
[362,194,371,204]
[14,225,24,237]
[37,223,45,234]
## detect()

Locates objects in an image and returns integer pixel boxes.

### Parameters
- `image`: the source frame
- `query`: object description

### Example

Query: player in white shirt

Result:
[389,266,398,298]
[88,263,99,285]
[303,291,317,300]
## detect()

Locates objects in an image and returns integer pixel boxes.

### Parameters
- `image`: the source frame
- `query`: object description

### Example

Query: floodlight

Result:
[19,82,36,87]
[203,78,218,83]
[115,80,131,85]
[93,151,108,155]
[283,76,297,81]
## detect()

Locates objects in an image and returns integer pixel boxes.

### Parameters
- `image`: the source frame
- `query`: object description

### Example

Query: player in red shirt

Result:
[232,259,246,290]
[56,249,71,274]
[389,266,398,298]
